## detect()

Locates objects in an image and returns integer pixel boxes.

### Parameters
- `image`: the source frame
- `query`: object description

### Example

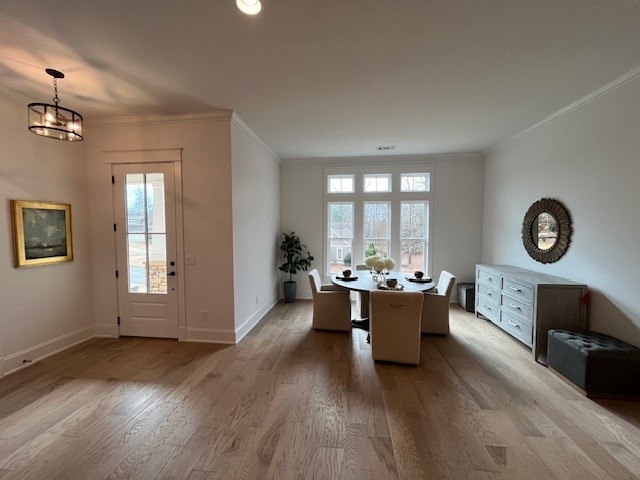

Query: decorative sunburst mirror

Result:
[522,198,572,263]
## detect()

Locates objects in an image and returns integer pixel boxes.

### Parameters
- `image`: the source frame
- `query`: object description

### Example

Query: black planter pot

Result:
[283,281,297,303]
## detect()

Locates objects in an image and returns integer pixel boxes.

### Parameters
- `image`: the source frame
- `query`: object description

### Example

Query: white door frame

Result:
[105,148,186,341]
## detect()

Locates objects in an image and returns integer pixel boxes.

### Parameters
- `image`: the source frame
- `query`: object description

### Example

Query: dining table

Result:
[331,271,435,331]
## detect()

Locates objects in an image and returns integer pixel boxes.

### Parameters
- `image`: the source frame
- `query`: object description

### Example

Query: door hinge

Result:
[115,270,119,278]
[112,175,115,184]
[117,316,121,325]
[114,223,117,232]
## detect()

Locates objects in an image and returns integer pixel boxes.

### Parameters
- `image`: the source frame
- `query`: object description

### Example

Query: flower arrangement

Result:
[364,254,395,273]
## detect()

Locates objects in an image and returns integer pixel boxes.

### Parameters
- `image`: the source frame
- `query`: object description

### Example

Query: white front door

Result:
[113,163,179,338]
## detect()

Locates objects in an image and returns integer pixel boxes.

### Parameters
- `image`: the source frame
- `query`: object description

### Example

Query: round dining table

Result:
[331,271,435,329]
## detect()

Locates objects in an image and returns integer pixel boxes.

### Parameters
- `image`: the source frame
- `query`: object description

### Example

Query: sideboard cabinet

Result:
[475,264,587,364]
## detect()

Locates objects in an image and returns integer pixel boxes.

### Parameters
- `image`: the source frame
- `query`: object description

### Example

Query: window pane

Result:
[401,202,426,239]
[128,233,147,293]
[400,240,425,273]
[329,203,353,238]
[401,173,430,192]
[364,174,391,192]
[328,202,353,273]
[401,201,427,273]
[146,173,166,233]
[364,203,389,238]
[364,203,390,259]
[149,233,167,294]
[329,239,352,273]
[328,175,354,193]
[126,174,146,233]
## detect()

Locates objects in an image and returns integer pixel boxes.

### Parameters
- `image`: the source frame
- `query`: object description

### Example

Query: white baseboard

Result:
[184,327,236,345]
[1,326,95,377]
[94,323,119,337]
[235,295,279,343]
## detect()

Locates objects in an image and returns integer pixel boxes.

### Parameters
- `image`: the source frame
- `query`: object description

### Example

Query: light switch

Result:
[186,255,196,265]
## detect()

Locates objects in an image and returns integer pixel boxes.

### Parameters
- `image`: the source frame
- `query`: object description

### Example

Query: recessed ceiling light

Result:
[377,145,396,151]
[237,0,262,15]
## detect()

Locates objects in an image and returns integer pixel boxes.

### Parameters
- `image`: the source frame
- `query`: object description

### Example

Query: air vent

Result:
[377,145,396,151]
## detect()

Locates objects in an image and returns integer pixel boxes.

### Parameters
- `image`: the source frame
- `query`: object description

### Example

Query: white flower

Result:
[383,257,395,270]
[365,254,379,268]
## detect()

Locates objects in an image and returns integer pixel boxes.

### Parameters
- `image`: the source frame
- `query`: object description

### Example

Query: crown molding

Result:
[231,113,280,161]
[487,65,640,154]
[86,110,233,128]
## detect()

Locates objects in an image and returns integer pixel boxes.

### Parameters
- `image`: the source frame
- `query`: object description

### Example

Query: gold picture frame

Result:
[11,200,73,268]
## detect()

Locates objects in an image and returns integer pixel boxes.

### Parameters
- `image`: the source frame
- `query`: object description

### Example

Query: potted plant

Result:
[279,231,314,303]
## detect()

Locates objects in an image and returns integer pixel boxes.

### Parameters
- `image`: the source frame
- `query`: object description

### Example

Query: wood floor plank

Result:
[0,303,637,480]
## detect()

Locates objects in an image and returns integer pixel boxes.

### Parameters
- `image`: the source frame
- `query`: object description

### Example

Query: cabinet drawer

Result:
[502,278,534,304]
[476,295,499,323]
[501,295,533,323]
[500,311,533,346]
[477,269,501,289]
[477,283,499,301]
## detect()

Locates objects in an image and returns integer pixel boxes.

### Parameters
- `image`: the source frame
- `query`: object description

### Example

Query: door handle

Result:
[168,271,176,277]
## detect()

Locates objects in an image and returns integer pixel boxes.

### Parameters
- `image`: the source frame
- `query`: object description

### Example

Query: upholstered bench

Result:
[547,329,640,398]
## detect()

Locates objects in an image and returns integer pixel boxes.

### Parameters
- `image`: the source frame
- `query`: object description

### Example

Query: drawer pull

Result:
[487,292,493,297]
[509,303,521,310]
[508,320,520,328]
[484,305,492,311]
[487,277,493,282]
[509,286,522,292]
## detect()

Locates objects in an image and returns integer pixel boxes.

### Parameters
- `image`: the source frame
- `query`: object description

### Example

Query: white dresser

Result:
[475,264,588,364]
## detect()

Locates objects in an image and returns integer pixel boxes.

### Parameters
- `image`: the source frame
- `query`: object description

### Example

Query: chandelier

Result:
[27,68,83,142]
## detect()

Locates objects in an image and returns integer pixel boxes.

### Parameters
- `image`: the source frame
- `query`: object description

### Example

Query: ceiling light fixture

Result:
[28,68,84,142]
[237,0,262,15]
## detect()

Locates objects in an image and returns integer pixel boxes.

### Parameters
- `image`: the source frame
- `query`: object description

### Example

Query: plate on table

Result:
[377,283,404,290]
[336,275,358,281]
[407,277,432,283]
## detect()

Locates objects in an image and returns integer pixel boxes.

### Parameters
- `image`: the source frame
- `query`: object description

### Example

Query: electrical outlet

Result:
[186,255,196,265]
[201,310,208,321]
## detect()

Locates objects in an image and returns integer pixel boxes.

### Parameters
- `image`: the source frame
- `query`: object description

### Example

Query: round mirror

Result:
[522,198,572,263]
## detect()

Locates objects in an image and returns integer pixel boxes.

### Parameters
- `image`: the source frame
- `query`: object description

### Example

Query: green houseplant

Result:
[279,231,314,303]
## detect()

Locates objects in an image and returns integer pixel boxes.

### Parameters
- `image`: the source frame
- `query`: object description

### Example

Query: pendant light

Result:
[28,68,84,142]
[237,0,262,15]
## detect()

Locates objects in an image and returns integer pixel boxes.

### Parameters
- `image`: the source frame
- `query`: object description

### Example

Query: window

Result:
[363,174,391,192]
[328,175,354,193]
[324,167,433,276]
[401,173,430,192]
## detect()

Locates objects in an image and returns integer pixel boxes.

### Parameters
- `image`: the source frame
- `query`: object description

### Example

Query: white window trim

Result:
[323,165,434,278]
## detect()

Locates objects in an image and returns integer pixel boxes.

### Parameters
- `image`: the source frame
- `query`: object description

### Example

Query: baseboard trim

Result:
[235,295,279,343]
[94,323,119,338]
[1,326,95,377]
[185,327,236,345]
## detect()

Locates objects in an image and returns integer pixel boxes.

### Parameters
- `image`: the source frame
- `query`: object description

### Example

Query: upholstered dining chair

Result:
[370,290,424,364]
[308,269,352,331]
[421,270,456,335]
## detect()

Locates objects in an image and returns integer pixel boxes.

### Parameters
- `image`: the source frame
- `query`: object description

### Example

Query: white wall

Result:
[483,74,640,347]
[231,116,281,340]
[280,154,485,299]
[0,95,94,376]
[85,113,237,344]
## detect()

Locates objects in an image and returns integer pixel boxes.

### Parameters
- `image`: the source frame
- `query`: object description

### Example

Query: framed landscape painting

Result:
[11,200,73,267]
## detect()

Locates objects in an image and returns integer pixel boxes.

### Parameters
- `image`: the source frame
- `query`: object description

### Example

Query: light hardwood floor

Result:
[0,302,638,480]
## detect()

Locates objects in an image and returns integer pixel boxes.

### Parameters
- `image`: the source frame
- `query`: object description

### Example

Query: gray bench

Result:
[547,329,640,398]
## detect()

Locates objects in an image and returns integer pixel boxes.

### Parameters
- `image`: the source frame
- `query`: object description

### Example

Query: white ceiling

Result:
[1,1,640,158]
